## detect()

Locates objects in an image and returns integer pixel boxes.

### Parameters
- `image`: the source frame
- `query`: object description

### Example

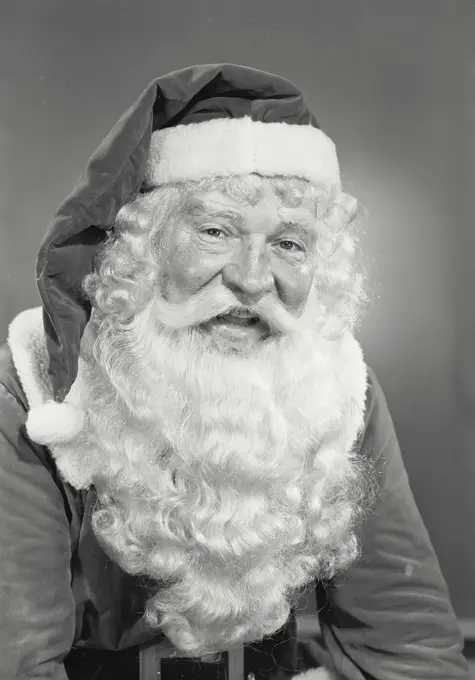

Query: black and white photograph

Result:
[0,2,473,678]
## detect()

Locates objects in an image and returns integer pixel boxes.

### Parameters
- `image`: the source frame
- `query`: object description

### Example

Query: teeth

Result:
[216,312,256,319]
[228,316,257,326]
[230,311,256,318]
[214,313,259,326]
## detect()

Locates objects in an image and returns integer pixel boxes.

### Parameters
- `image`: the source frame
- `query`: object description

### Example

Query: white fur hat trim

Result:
[144,117,341,189]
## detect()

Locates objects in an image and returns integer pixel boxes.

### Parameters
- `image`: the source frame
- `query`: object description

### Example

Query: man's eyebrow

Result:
[183,199,243,224]
[274,221,317,241]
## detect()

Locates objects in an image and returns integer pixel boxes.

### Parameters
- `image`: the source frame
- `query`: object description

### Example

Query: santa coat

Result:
[0,66,469,679]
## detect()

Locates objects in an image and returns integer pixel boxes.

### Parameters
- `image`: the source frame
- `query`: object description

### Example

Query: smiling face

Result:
[158,180,320,349]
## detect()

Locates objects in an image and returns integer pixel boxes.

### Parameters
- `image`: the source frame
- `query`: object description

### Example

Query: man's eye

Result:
[278,240,303,252]
[202,227,225,238]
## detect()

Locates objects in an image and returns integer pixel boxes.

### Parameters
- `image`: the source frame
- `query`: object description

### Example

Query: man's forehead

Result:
[181,188,318,224]
[183,191,241,214]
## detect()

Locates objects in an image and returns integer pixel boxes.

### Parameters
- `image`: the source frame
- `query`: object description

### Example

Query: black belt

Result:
[65,644,298,680]
[65,614,300,679]
[65,647,256,679]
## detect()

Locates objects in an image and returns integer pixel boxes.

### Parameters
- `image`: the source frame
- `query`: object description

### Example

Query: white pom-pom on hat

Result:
[26,401,85,446]
[294,670,337,680]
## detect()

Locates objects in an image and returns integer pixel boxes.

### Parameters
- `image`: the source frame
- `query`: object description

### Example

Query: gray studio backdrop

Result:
[1,0,473,621]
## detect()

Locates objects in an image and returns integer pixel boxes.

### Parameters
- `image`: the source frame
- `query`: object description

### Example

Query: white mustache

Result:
[150,286,305,337]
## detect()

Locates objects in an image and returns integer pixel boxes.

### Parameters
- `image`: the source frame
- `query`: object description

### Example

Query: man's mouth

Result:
[199,311,271,346]
[214,312,261,327]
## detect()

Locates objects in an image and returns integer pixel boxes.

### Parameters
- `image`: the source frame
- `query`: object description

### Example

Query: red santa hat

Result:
[27,64,342,445]
[142,64,340,189]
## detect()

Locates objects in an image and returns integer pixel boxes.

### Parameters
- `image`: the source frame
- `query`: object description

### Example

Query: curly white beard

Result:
[52,285,370,660]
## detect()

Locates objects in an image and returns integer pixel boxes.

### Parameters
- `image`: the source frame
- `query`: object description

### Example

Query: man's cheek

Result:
[276,261,315,310]
[282,281,315,315]
[161,247,202,301]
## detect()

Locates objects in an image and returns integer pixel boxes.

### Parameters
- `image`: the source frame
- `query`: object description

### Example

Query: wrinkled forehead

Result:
[181,193,321,235]
[176,174,331,216]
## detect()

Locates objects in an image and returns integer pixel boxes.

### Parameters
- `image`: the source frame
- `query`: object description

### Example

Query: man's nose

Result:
[222,241,273,303]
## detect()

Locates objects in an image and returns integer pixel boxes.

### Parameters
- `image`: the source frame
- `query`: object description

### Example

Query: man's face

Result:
[158,181,319,349]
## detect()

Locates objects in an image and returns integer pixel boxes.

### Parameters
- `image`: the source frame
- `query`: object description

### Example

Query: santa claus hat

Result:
[143,64,340,189]
[33,63,341,410]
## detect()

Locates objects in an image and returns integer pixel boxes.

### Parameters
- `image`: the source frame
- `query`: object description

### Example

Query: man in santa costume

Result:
[0,64,468,680]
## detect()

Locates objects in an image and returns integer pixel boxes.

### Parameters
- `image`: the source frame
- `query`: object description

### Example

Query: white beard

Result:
[49,291,369,659]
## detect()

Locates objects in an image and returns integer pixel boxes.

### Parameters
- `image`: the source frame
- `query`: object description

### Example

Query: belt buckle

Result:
[140,643,251,679]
